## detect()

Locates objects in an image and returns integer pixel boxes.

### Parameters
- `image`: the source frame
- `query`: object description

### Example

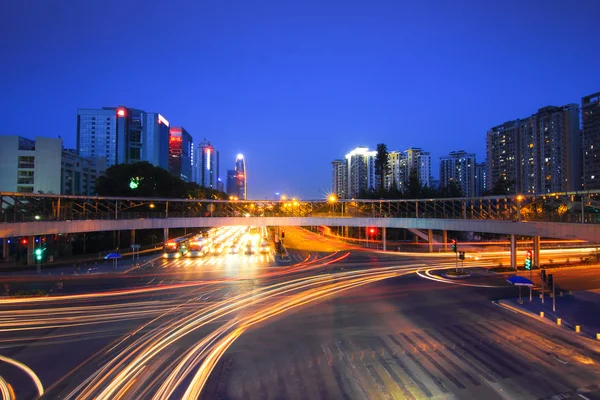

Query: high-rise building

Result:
[386,151,408,192]
[474,162,487,197]
[169,127,192,182]
[439,150,476,197]
[405,148,431,188]
[77,106,170,170]
[61,149,106,195]
[582,92,600,190]
[486,120,520,194]
[345,147,376,198]
[226,169,237,197]
[331,159,347,199]
[144,112,170,170]
[487,104,580,195]
[0,136,105,195]
[194,140,219,189]
[234,154,247,200]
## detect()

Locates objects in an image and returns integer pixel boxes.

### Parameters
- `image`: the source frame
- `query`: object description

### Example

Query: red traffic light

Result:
[451,239,456,244]
[369,228,376,234]
[21,238,28,245]
[526,250,532,258]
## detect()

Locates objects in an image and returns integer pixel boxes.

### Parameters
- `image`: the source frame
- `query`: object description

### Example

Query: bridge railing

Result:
[1,190,599,225]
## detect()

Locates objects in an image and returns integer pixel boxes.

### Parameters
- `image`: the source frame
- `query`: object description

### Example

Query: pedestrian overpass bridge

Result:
[2,191,599,268]
[1,190,599,242]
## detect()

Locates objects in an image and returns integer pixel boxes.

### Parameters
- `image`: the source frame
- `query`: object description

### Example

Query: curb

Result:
[494,300,599,343]
[441,272,471,279]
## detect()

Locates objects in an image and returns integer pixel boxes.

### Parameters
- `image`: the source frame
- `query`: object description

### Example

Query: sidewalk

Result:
[498,289,600,341]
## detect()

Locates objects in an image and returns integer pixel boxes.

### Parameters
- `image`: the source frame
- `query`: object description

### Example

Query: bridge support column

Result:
[2,239,8,262]
[428,229,434,253]
[382,227,387,251]
[442,230,448,251]
[27,236,35,266]
[510,234,517,270]
[533,236,541,268]
[163,228,169,244]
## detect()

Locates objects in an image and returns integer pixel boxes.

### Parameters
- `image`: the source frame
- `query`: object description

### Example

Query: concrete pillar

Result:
[442,230,448,251]
[428,229,434,253]
[163,227,169,243]
[382,227,387,251]
[510,234,517,270]
[533,236,541,268]
[27,236,35,266]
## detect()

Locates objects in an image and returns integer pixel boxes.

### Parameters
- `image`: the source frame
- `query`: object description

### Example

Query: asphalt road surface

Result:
[0,226,599,399]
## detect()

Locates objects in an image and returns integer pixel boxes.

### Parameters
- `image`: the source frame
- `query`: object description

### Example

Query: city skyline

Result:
[2,1,600,198]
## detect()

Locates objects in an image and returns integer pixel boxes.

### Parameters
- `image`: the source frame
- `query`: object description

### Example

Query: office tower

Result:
[439,150,476,197]
[169,127,193,182]
[582,92,600,190]
[194,140,219,189]
[234,154,247,200]
[405,148,431,188]
[486,120,520,194]
[0,136,105,195]
[77,106,170,169]
[61,149,106,195]
[331,159,347,199]
[385,151,408,192]
[144,113,170,170]
[345,147,377,198]
[226,169,237,197]
[475,162,487,197]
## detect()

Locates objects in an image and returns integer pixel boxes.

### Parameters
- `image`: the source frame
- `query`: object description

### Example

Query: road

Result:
[0,226,598,399]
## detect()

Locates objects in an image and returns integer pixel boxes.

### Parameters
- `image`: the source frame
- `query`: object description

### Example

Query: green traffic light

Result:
[34,249,42,256]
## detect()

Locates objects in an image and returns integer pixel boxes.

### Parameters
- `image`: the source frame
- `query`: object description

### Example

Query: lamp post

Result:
[516,195,524,222]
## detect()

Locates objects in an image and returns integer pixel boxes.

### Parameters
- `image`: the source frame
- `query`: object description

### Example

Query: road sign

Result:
[131,244,141,249]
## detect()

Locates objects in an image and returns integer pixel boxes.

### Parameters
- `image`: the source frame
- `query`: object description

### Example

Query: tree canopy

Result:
[94,162,228,199]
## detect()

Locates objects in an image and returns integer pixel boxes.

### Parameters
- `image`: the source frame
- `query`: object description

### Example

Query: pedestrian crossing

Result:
[205,318,600,400]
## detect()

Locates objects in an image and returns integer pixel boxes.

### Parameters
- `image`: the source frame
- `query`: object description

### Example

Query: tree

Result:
[374,143,390,193]
[485,179,515,196]
[438,180,463,198]
[95,162,228,199]
[405,170,421,199]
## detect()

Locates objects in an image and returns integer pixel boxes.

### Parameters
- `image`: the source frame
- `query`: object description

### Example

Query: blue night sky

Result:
[2,0,599,199]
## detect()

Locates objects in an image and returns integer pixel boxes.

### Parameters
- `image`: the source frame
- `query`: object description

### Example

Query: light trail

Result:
[0,354,44,397]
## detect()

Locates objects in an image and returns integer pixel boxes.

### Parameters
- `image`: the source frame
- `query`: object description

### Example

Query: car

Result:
[259,241,270,254]
[212,243,224,255]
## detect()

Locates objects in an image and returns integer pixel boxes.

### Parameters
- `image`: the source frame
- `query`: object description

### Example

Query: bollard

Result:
[597,333,600,340]
[557,318,562,326]
[575,325,580,333]
[540,311,544,318]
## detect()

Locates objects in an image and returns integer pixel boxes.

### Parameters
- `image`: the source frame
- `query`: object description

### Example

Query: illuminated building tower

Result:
[331,159,347,199]
[77,106,170,169]
[345,147,376,198]
[168,127,192,182]
[234,154,247,199]
[194,140,219,188]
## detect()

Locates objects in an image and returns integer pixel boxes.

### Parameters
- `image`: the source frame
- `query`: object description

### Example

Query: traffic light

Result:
[281,230,285,239]
[548,273,554,288]
[459,251,465,260]
[369,228,376,235]
[34,248,43,261]
[452,239,457,253]
[21,238,28,246]
[525,250,532,270]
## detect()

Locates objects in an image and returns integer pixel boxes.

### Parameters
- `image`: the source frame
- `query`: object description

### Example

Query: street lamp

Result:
[516,194,524,222]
